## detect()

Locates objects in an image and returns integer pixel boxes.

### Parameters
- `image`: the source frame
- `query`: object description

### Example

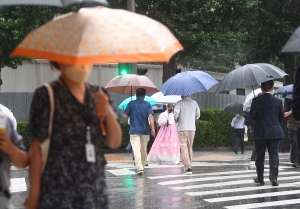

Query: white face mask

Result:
[235,114,240,117]
[62,65,93,83]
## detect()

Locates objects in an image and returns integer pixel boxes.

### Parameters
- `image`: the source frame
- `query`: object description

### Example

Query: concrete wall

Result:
[1,60,163,93]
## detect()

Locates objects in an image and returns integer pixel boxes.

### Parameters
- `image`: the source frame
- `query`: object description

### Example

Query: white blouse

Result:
[157,111,175,126]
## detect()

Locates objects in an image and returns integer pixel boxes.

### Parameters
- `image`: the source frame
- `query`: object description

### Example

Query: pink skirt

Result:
[147,124,180,162]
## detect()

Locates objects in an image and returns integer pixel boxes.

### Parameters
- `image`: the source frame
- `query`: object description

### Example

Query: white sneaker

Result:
[173,161,180,165]
[250,161,255,165]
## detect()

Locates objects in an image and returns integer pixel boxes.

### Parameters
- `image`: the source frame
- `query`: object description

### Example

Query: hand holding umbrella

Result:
[93,89,112,136]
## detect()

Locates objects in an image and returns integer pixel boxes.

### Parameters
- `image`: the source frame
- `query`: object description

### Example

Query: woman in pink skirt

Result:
[147,104,180,164]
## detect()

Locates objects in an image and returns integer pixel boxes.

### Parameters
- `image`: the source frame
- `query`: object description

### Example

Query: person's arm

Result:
[23,140,43,209]
[195,103,200,119]
[94,90,121,149]
[284,110,292,118]
[278,101,284,123]
[149,114,155,137]
[124,114,128,119]
[231,118,235,127]
[173,103,180,120]
[0,133,28,168]
[292,67,300,120]
[249,98,258,120]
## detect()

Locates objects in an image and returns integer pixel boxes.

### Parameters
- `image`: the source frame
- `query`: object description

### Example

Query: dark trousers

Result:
[251,148,256,161]
[234,129,245,153]
[289,128,300,164]
[255,139,279,181]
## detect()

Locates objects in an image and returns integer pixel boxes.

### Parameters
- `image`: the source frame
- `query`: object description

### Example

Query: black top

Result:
[28,81,108,209]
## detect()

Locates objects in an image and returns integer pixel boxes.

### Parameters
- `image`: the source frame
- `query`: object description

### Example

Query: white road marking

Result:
[148,168,287,180]
[186,182,300,196]
[205,189,300,203]
[106,168,136,175]
[10,178,27,193]
[225,199,300,209]
[158,171,299,185]
[172,176,300,190]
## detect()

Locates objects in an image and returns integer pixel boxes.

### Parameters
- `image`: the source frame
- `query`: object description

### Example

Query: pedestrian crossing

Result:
[147,165,300,208]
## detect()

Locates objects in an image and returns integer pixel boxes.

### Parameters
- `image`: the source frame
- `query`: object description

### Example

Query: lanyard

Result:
[59,77,93,143]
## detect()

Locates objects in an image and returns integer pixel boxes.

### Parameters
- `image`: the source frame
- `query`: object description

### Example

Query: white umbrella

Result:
[0,104,17,130]
[243,88,262,112]
[151,92,181,104]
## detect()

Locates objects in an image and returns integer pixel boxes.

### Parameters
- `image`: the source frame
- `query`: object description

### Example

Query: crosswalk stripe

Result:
[186,182,300,196]
[205,189,300,203]
[148,168,288,180]
[172,176,300,190]
[10,178,27,193]
[158,171,299,185]
[225,199,300,209]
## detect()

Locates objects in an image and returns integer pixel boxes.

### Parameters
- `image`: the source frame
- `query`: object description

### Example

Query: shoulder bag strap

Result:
[44,83,54,138]
[40,83,54,172]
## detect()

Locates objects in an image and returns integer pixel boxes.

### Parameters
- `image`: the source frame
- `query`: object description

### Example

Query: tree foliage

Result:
[0,5,75,69]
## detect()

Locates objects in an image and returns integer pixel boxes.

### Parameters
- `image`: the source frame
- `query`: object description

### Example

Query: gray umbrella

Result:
[215,63,287,93]
[281,26,300,52]
[223,103,243,114]
[0,0,108,7]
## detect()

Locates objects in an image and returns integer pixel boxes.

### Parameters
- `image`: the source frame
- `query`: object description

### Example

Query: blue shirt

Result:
[124,98,154,135]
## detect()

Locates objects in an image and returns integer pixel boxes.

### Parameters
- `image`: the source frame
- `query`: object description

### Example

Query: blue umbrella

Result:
[159,70,218,96]
[118,96,157,110]
[274,84,293,96]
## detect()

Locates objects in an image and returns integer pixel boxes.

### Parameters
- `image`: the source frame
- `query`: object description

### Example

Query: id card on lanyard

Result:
[60,77,96,163]
[86,126,96,163]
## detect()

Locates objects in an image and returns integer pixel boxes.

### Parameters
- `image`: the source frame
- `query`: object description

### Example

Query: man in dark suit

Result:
[250,80,284,186]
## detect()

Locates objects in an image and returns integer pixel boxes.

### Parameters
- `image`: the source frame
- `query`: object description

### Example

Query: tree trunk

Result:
[280,53,295,84]
[162,54,178,83]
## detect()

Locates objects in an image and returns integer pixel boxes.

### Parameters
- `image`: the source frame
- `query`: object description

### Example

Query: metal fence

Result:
[0,91,245,122]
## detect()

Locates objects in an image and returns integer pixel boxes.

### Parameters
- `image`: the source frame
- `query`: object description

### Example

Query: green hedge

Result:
[17,108,254,150]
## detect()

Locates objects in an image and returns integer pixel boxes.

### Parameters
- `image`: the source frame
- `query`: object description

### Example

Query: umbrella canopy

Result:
[0,0,107,7]
[12,7,183,66]
[215,63,288,93]
[105,74,158,94]
[243,88,262,112]
[274,84,293,96]
[151,92,181,104]
[281,26,300,52]
[118,96,157,110]
[223,103,243,114]
[159,71,218,96]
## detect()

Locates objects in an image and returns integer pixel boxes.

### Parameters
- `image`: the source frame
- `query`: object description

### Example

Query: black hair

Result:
[167,103,174,108]
[261,80,274,91]
[136,88,146,97]
[50,61,61,71]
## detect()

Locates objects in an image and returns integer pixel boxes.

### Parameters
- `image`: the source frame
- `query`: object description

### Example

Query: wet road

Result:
[9,151,300,209]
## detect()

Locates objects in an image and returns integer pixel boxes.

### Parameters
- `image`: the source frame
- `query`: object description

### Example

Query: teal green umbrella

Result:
[118,96,157,110]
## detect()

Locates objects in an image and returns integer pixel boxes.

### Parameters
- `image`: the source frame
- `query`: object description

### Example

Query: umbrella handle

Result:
[97,111,106,136]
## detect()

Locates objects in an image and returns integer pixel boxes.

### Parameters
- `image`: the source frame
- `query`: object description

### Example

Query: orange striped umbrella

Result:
[12,7,183,66]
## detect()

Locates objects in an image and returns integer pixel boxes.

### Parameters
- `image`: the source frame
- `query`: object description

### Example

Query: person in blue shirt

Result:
[124,88,156,175]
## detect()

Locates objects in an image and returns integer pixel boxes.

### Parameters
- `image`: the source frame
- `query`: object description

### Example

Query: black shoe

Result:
[292,163,300,168]
[184,168,192,175]
[234,151,238,154]
[253,176,265,186]
[270,180,278,186]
